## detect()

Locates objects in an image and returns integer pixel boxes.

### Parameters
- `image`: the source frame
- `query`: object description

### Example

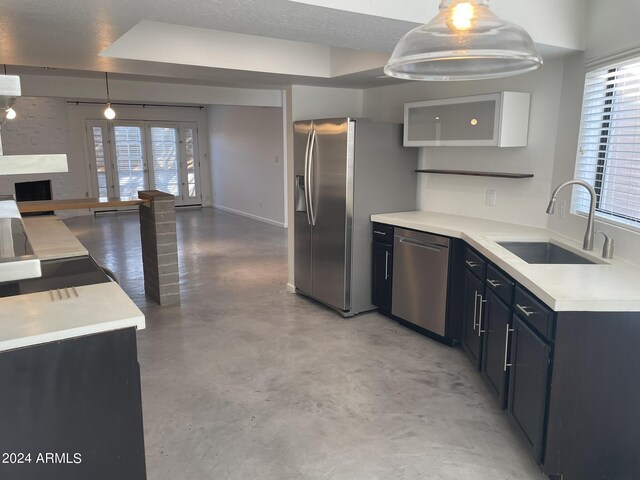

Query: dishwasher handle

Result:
[397,236,449,252]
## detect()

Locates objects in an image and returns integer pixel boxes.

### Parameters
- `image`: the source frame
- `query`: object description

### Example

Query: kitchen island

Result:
[0,208,147,480]
[371,210,640,480]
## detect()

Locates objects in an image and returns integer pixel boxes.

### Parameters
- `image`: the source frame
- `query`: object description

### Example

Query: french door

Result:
[86,120,202,206]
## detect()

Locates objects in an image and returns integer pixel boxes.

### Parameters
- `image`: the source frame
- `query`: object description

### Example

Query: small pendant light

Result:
[385,0,543,81]
[3,65,17,120]
[104,72,116,120]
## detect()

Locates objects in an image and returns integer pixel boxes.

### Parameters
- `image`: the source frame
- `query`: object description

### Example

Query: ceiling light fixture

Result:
[384,0,543,81]
[103,72,116,120]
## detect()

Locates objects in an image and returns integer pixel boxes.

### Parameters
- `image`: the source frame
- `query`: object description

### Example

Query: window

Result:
[91,126,109,198]
[113,125,145,199]
[85,120,202,206]
[149,126,179,196]
[575,57,640,229]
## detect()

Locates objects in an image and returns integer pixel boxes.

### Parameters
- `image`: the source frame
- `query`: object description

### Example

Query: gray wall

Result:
[586,0,640,61]
[208,105,285,227]
[363,59,566,228]
[548,7,640,265]
[362,48,640,264]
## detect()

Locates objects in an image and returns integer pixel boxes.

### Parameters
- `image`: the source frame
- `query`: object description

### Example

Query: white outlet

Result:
[485,189,497,207]
[559,200,566,218]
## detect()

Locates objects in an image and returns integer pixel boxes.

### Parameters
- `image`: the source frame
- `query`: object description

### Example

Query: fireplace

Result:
[14,180,53,216]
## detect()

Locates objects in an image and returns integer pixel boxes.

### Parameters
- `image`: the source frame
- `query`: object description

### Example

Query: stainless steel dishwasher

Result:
[391,227,450,337]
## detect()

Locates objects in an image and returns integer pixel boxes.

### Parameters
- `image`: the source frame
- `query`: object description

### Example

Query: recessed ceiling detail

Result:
[101,20,389,79]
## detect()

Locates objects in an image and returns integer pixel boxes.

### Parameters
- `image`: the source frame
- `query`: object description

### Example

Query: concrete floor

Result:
[65,208,544,480]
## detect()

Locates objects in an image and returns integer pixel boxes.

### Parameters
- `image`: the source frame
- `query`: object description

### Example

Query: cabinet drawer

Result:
[372,223,394,245]
[514,287,554,341]
[465,248,486,280]
[486,264,514,306]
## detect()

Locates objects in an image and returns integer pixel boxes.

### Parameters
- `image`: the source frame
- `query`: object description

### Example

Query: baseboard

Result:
[286,283,296,293]
[213,204,286,228]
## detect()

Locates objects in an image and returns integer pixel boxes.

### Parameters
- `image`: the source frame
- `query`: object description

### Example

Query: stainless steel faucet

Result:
[546,179,596,251]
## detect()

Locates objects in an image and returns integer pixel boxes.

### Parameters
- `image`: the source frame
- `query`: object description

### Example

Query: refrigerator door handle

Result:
[303,129,313,225]
[308,129,318,226]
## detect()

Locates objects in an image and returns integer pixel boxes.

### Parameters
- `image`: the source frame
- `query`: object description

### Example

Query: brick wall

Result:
[0,97,85,202]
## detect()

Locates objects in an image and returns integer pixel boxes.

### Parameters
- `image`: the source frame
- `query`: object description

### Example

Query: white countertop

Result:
[0,200,41,282]
[371,211,640,312]
[23,215,88,260]
[0,213,144,353]
[0,282,145,353]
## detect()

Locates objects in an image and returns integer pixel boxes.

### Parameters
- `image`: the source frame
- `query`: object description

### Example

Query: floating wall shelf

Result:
[416,169,534,179]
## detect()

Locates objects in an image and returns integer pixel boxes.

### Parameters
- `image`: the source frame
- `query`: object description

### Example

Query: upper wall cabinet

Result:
[403,92,531,148]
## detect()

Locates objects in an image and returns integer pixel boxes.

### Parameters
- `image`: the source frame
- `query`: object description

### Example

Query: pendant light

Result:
[384,0,543,81]
[3,65,17,120]
[103,72,116,120]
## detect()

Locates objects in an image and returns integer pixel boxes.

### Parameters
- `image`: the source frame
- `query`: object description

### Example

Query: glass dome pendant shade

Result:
[384,0,543,81]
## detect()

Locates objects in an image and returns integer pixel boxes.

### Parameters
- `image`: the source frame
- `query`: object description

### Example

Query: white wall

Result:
[208,105,285,227]
[363,59,566,228]
[545,2,640,265]
[18,73,282,107]
[586,0,640,62]
[291,85,363,121]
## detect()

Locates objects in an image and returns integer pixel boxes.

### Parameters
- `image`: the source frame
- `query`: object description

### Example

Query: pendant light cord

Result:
[105,72,111,102]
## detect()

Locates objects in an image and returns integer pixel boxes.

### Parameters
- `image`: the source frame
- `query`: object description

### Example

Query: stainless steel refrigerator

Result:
[294,118,417,316]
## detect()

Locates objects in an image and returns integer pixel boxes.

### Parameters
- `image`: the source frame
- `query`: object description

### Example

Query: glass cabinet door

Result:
[406,98,498,145]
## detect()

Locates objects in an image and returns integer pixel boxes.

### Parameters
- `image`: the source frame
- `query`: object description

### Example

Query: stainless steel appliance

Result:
[294,118,417,316]
[391,228,450,336]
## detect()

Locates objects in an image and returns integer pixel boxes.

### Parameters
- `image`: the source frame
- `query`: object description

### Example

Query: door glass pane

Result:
[92,126,108,198]
[150,127,179,196]
[114,126,145,198]
[184,128,197,197]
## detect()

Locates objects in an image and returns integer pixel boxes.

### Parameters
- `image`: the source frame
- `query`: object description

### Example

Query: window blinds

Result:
[575,57,640,228]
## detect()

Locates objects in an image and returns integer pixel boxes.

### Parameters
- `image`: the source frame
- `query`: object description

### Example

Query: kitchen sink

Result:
[497,241,598,265]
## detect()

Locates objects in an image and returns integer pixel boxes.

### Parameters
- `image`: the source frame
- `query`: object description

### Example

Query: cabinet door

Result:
[404,94,500,147]
[508,315,551,464]
[372,242,393,312]
[462,269,485,370]
[481,289,511,408]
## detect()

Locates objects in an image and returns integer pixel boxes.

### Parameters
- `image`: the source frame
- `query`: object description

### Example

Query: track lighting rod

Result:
[67,101,205,110]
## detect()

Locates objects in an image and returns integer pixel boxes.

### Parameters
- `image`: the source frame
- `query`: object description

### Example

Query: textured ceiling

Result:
[0,0,418,88]
[0,0,577,90]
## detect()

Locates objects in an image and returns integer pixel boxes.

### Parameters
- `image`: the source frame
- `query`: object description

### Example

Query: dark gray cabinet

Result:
[543,311,640,480]
[462,269,485,370]
[481,265,515,408]
[481,289,511,408]
[372,242,393,312]
[372,223,394,313]
[0,328,147,480]
[508,315,551,464]
[462,248,550,459]
[371,222,640,479]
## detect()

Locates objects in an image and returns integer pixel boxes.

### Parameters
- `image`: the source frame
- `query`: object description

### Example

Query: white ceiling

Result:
[0,0,583,90]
